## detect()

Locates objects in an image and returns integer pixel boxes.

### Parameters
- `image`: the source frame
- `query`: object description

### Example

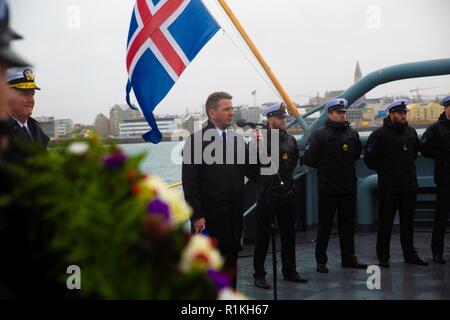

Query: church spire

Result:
[354,61,362,83]
[355,61,362,82]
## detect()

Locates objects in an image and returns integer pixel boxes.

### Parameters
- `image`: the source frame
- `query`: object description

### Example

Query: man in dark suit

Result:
[182,91,256,289]
[4,67,49,162]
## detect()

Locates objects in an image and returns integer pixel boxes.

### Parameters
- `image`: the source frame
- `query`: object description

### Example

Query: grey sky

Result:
[9,0,450,124]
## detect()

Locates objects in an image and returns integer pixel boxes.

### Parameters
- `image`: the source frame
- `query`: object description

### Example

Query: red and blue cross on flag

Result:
[126,0,220,143]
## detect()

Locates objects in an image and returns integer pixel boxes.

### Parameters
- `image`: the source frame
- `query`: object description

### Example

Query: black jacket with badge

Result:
[364,117,419,193]
[182,121,257,247]
[420,112,450,188]
[0,119,62,299]
[3,115,50,163]
[255,128,299,201]
[303,120,361,194]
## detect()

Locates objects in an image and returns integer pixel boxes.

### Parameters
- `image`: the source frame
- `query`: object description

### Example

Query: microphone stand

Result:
[271,210,278,300]
[255,126,278,301]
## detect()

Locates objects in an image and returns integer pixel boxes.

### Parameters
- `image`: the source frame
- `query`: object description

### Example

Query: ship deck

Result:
[237,227,450,300]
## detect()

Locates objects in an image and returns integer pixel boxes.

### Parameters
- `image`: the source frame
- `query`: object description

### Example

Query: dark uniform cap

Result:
[325,98,348,113]
[386,99,409,113]
[440,95,450,107]
[262,102,287,118]
[0,0,28,67]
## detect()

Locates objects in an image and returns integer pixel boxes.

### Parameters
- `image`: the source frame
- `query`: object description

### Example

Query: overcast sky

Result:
[9,0,450,124]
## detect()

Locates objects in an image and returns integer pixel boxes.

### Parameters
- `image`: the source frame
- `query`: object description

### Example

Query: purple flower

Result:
[207,269,231,290]
[102,152,127,169]
[147,199,170,221]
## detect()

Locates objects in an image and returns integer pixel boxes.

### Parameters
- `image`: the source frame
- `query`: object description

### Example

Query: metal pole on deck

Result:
[271,214,278,300]
[216,0,300,120]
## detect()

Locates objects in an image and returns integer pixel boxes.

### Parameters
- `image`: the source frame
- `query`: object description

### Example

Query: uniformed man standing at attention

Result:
[303,98,367,273]
[420,95,450,264]
[365,99,428,267]
[4,66,49,162]
[253,102,308,289]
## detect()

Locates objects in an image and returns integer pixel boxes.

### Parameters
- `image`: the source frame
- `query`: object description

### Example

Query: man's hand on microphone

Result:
[253,128,263,146]
[194,218,206,234]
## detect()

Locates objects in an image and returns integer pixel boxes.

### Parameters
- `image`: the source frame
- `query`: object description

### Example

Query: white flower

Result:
[180,234,224,272]
[67,142,89,155]
[218,288,247,300]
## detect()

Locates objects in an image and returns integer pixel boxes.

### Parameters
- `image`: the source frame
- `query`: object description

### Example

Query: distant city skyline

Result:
[36,90,450,126]
[37,95,447,140]
[9,0,450,124]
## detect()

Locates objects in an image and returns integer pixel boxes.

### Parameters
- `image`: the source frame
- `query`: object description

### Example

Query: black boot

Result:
[341,258,368,269]
[433,254,446,264]
[283,271,308,283]
[254,278,271,289]
[378,259,390,268]
[405,255,429,266]
[317,263,329,273]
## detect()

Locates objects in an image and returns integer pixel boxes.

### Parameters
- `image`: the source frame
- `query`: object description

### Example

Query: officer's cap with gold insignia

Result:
[6,67,41,90]
[262,102,287,118]
[325,98,348,113]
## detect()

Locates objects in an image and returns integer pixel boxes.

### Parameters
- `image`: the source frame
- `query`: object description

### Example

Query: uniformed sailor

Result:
[420,95,450,264]
[304,98,367,273]
[365,99,428,267]
[253,102,308,289]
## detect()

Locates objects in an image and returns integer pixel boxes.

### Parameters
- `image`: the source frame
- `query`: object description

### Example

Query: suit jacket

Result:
[182,121,257,247]
[4,116,50,162]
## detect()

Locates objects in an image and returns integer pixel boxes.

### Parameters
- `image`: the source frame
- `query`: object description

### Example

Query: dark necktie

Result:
[22,125,33,141]
[222,131,227,163]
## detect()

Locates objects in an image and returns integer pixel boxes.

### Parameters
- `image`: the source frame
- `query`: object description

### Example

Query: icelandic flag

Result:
[126,0,220,143]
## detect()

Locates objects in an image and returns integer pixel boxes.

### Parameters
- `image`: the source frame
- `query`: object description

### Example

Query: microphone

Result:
[236,119,265,129]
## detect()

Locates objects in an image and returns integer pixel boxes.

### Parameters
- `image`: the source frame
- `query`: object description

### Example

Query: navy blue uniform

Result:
[304,120,361,265]
[253,129,299,279]
[365,117,420,262]
[420,112,450,257]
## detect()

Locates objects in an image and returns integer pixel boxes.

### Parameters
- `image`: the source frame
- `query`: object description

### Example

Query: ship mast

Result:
[216,0,301,119]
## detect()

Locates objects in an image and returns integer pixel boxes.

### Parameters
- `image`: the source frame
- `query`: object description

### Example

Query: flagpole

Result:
[217,0,299,117]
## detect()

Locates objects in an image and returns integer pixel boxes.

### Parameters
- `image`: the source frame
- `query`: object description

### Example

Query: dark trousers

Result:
[218,244,239,289]
[377,192,417,261]
[432,187,450,256]
[253,197,296,278]
[315,193,356,264]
